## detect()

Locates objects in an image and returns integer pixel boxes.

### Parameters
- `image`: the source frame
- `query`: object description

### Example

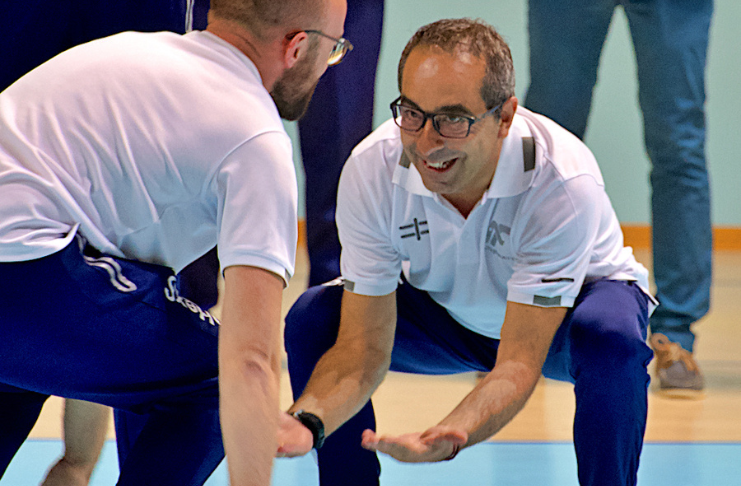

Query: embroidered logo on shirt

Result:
[486,220,511,247]
[400,218,429,240]
[541,277,575,283]
[485,219,514,260]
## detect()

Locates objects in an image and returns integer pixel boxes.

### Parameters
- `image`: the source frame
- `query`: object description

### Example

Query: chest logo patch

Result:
[400,218,429,241]
[486,220,511,248]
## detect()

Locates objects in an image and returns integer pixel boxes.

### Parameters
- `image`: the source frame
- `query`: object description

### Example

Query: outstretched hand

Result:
[361,426,468,463]
[276,412,313,458]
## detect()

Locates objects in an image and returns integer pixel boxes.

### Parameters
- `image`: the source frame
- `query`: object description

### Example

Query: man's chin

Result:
[274,97,312,121]
[271,85,317,121]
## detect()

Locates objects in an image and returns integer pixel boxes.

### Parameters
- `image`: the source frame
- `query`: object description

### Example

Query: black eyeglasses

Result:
[304,30,354,66]
[390,97,503,139]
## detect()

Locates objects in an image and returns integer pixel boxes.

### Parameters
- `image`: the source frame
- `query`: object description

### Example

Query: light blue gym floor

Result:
[5,440,740,485]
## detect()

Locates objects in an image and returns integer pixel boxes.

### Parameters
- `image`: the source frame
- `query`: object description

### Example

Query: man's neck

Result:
[206,18,283,91]
[443,193,482,219]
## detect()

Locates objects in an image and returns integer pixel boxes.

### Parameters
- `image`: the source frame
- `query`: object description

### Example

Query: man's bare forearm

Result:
[220,266,284,486]
[439,359,541,446]
[290,339,391,435]
[289,290,397,435]
[440,303,567,448]
[219,342,280,486]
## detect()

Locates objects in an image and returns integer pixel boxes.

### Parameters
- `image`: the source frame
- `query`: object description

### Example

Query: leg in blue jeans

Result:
[524,0,616,138]
[525,0,713,352]
[284,279,651,486]
[624,0,713,352]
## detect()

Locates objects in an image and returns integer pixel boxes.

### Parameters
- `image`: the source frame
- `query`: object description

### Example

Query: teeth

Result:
[425,159,453,169]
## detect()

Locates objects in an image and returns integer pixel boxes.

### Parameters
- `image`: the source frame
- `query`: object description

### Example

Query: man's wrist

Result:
[291,410,326,449]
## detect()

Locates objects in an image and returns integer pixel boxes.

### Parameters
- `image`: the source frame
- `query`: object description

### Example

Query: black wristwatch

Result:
[292,410,326,449]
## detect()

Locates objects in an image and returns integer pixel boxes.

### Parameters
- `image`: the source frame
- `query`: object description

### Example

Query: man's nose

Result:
[415,118,445,156]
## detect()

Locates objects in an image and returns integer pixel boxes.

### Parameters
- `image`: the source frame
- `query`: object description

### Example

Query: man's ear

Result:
[283,32,309,69]
[497,97,518,139]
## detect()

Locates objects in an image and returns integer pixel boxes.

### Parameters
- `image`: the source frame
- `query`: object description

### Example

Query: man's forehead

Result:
[401,46,486,111]
[409,44,481,67]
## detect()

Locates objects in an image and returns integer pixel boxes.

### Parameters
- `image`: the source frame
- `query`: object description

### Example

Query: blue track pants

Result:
[285,279,653,486]
[0,238,223,485]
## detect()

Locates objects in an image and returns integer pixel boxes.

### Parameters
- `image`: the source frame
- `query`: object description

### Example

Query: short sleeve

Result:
[336,147,401,296]
[215,131,298,285]
[507,173,603,308]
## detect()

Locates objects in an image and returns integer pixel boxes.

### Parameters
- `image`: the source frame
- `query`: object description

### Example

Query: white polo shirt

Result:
[0,30,297,283]
[337,108,652,339]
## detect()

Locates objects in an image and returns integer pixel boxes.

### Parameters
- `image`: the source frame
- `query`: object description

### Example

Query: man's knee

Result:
[569,310,652,373]
[568,283,651,366]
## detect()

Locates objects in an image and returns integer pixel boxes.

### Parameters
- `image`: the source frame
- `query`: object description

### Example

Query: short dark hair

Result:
[210,0,327,40]
[398,18,516,110]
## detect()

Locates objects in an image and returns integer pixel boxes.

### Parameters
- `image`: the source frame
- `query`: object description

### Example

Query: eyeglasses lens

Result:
[394,105,470,138]
[327,40,350,66]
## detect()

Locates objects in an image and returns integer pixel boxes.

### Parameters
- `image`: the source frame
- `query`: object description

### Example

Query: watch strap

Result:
[292,410,326,449]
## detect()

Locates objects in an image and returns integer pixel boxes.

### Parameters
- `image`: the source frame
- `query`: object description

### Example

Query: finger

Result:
[361,429,380,450]
[362,434,402,454]
[371,439,404,457]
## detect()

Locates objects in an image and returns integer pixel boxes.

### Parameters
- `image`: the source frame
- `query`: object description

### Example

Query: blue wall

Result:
[287,1,741,225]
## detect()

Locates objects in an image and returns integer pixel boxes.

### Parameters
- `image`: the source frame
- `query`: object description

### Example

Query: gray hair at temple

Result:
[209,0,328,41]
[398,18,516,111]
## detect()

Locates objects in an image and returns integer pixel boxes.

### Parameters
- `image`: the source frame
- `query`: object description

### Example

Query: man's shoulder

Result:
[344,119,404,178]
[351,119,402,159]
[516,108,604,185]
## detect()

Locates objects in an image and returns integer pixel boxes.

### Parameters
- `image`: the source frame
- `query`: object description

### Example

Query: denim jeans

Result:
[524,0,714,352]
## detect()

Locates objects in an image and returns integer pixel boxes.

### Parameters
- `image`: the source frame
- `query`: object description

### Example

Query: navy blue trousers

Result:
[113,245,220,470]
[285,279,653,486]
[298,0,384,286]
[0,239,223,485]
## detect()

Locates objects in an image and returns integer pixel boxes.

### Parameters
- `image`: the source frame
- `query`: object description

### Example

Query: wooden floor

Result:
[28,247,741,443]
[19,247,741,485]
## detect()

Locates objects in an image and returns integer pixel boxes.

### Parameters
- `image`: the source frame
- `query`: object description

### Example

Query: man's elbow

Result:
[223,345,280,385]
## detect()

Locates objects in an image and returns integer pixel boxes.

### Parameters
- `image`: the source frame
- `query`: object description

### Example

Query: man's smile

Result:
[422,157,459,172]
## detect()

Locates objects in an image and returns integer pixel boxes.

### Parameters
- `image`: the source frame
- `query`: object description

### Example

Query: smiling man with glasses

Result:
[279,18,657,486]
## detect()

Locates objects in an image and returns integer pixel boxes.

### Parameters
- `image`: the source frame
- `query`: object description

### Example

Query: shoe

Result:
[649,333,705,399]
